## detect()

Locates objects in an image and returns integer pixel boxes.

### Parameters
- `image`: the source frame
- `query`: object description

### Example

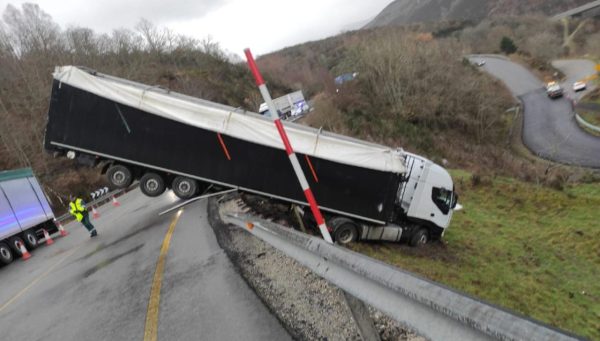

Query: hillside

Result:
[366,0,593,28]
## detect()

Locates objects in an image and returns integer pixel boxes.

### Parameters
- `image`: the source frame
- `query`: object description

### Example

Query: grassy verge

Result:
[579,111,600,126]
[350,170,600,339]
[576,88,600,136]
[578,110,600,137]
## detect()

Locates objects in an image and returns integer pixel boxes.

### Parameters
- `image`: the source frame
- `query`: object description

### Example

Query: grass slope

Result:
[351,170,600,339]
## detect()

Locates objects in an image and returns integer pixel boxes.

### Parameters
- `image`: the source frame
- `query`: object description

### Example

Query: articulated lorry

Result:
[0,168,55,265]
[44,66,459,246]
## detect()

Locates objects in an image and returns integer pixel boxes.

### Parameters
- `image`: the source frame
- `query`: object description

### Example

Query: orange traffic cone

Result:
[92,206,100,219]
[42,229,54,245]
[112,196,121,207]
[17,241,31,260]
[56,220,68,237]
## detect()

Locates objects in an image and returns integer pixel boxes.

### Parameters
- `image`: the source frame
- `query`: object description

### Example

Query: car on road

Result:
[573,81,587,92]
[546,82,564,99]
[475,60,486,67]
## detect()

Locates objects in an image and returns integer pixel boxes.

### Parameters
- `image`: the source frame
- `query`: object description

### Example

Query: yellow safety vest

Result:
[69,198,86,222]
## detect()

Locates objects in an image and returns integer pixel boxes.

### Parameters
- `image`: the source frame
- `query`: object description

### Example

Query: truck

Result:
[546,81,564,99]
[0,168,56,265]
[44,66,459,246]
[258,90,309,119]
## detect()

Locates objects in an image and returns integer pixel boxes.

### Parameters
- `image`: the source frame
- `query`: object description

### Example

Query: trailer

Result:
[44,66,459,246]
[0,168,55,265]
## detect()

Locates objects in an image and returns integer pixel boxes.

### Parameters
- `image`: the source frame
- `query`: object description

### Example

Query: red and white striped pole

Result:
[244,48,333,244]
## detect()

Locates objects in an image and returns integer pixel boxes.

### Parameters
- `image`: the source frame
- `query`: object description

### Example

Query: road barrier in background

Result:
[220,206,581,341]
[575,113,600,133]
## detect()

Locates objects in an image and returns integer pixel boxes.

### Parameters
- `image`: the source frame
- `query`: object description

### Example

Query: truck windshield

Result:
[431,187,453,215]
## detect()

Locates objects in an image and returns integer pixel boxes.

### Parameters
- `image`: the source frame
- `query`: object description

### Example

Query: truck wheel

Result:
[8,236,26,255]
[172,176,198,199]
[409,228,429,247]
[107,165,133,188]
[140,172,166,197]
[0,242,13,265]
[23,229,38,249]
[331,217,358,245]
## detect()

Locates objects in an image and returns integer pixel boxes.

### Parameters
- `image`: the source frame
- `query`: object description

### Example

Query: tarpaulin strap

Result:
[217,133,231,160]
[305,155,319,183]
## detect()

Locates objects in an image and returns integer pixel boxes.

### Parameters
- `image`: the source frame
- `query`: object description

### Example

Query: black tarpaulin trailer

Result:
[44,66,408,225]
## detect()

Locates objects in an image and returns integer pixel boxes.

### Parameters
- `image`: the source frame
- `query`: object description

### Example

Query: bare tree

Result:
[135,18,167,54]
[2,3,62,55]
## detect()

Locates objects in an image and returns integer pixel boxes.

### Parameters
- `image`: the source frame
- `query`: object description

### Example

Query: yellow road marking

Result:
[0,244,83,313]
[143,209,183,341]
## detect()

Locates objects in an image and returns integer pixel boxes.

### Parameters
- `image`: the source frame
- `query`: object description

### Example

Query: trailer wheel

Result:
[8,236,26,255]
[140,172,166,197]
[409,228,429,247]
[0,242,13,265]
[23,229,38,250]
[107,165,133,188]
[172,176,198,199]
[331,217,358,245]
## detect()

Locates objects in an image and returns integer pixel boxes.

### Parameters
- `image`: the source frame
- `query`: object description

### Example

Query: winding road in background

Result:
[469,56,600,168]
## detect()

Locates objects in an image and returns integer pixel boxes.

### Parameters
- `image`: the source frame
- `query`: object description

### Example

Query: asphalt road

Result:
[0,189,290,340]
[470,55,600,168]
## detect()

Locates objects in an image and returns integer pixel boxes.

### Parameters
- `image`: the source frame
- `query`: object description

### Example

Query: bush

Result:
[500,36,518,54]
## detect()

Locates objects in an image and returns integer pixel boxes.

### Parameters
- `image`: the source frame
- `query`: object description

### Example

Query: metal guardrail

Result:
[54,188,126,223]
[222,211,582,341]
[575,113,600,133]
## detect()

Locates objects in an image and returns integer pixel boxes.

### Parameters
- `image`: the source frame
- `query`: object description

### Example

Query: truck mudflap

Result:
[360,224,402,242]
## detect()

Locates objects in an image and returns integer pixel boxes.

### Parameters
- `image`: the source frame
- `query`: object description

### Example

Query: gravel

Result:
[208,197,425,341]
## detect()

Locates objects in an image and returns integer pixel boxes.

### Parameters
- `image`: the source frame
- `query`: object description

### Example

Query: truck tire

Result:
[107,164,133,188]
[8,236,26,255]
[0,242,13,265]
[23,229,38,249]
[331,217,358,245]
[172,176,198,199]
[409,228,429,247]
[140,172,166,197]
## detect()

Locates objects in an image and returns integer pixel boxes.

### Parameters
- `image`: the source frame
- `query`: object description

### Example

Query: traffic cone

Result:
[17,241,31,261]
[42,229,54,245]
[92,206,100,219]
[56,220,68,237]
[112,196,121,207]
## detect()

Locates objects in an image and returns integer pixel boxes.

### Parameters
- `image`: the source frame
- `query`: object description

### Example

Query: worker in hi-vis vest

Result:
[69,194,97,237]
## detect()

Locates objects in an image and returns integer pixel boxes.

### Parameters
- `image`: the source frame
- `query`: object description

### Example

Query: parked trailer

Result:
[44,66,459,246]
[0,168,55,265]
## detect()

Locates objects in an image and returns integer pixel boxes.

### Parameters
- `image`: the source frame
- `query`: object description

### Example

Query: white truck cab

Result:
[397,153,458,236]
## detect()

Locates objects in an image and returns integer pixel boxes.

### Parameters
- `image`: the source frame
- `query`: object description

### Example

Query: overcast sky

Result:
[0,0,392,56]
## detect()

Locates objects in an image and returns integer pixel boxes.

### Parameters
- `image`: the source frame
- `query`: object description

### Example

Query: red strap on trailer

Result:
[305,155,319,183]
[217,133,232,160]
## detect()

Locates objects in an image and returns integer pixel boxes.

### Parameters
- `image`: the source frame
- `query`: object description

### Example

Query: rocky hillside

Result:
[366,0,593,28]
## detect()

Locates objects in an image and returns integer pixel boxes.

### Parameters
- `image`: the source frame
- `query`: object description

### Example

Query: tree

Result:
[500,36,517,54]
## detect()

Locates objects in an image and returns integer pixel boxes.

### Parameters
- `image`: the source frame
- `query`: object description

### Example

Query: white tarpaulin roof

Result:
[53,66,406,174]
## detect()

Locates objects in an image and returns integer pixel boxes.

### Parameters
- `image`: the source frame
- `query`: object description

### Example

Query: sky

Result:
[0,0,392,56]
